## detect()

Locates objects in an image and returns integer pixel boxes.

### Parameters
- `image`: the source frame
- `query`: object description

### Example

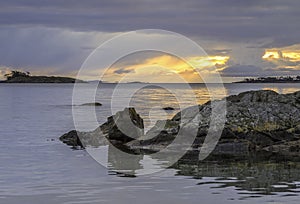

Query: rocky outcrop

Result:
[216,90,300,153]
[60,90,300,158]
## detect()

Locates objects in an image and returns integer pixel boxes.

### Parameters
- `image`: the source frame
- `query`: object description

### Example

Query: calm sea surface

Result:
[1,83,300,204]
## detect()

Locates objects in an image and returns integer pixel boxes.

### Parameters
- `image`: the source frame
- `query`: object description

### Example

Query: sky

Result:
[0,0,299,82]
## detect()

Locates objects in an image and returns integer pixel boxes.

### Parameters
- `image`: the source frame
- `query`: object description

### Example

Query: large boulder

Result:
[101,107,144,144]
[59,107,144,148]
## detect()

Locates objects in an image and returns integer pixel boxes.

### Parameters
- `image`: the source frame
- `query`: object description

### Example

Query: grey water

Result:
[1,83,300,204]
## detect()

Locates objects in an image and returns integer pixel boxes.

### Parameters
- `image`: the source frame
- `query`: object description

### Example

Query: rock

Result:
[189,90,300,154]
[128,119,180,149]
[60,90,300,159]
[81,102,102,106]
[59,107,144,148]
[101,107,144,144]
[128,90,300,156]
[163,107,175,111]
[60,130,83,148]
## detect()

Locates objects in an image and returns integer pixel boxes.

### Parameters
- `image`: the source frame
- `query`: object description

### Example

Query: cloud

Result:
[99,52,230,82]
[0,0,300,80]
[262,48,300,67]
[0,0,299,46]
[114,68,134,74]
[222,63,300,77]
[0,26,117,78]
[221,65,265,77]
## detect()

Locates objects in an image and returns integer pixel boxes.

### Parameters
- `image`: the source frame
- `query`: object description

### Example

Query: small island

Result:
[235,76,300,83]
[126,81,149,84]
[0,70,85,83]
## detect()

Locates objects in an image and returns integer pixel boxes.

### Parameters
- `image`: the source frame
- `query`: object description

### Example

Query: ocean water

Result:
[1,83,300,204]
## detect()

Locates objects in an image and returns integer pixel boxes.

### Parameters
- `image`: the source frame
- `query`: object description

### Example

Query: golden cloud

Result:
[262,48,300,62]
[102,54,230,83]
[262,45,300,73]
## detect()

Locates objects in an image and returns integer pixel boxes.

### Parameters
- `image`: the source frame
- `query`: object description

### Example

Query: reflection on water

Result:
[78,83,300,201]
[2,83,300,203]
[175,160,300,196]
[262,85,300,94]
[104,141,300,197]
[96,83,300,199]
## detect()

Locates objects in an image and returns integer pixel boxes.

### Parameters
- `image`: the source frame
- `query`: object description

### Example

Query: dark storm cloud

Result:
[222,64,300,77]
[0,26,115,76]
[1,0,300,80]
[0,0,299,46]
[207,49,232,56]
[221,65,265,77]
[114,68,134,74]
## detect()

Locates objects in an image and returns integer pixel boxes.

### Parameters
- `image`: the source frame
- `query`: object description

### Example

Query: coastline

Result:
[0,76,86,83]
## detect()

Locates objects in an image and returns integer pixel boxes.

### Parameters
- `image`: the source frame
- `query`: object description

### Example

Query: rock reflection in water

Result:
[107,144,143,177]
[174,154,300,196]
[106,147,300,196]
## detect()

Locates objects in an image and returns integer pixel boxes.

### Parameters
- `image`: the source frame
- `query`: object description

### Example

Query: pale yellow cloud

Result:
[0,67,11,80]
[263,50,300,62]
[262,45,300,70]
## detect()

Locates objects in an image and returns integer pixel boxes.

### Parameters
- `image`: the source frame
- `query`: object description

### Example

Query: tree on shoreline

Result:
[241,75,300,82]
[4,70,31,80]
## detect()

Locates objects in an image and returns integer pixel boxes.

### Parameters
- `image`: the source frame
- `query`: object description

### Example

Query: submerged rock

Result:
[162,107,175,111]
[60,90,300,159]
[80,102,102,106]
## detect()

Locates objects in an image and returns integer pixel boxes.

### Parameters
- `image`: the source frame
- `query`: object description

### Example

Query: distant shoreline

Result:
[234,76,300,83]
[3,81,300,84]
[0,75,86,83]
[235,81,300,83]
